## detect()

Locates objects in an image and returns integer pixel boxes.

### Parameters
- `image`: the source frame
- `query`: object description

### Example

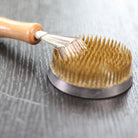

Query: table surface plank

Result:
[0,0,138,138]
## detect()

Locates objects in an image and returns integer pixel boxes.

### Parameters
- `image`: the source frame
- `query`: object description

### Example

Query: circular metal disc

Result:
[48,68,132,99]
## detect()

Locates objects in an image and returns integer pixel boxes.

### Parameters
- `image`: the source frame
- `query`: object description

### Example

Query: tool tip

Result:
[57,38,87,59]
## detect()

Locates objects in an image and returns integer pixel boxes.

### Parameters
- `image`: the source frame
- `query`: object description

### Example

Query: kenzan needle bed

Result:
[48,35,132,99]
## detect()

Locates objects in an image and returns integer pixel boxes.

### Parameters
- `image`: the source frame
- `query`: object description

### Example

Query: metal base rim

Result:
[48,68,132,99]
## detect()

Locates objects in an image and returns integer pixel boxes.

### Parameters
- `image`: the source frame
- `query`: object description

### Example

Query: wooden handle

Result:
[0,17,43,44]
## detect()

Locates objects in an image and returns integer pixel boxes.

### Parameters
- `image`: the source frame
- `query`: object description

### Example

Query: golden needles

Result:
[51,35,132,88]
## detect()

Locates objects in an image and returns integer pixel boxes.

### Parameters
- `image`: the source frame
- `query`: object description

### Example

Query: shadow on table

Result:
[0,40,38,74]
[0,40,52,95]
[0,40,50,91]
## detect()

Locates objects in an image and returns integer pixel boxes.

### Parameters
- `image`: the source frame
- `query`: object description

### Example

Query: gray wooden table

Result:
[0,0,138,138]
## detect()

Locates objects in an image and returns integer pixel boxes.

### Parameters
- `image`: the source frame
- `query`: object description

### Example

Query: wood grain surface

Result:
[0,0,138,138]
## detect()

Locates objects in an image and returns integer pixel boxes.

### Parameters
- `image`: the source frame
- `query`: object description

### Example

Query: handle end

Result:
[0,17,43,45]
[28,23,43,44]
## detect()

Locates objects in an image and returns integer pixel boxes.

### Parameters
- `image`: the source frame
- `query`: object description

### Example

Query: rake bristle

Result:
[51,35,132,88]
[57,38,86,59]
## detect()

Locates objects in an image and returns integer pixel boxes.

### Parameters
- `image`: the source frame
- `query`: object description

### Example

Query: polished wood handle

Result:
[0,17,43,44]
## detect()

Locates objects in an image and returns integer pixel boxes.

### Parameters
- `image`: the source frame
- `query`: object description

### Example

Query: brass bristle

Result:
[51,35,132,88]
